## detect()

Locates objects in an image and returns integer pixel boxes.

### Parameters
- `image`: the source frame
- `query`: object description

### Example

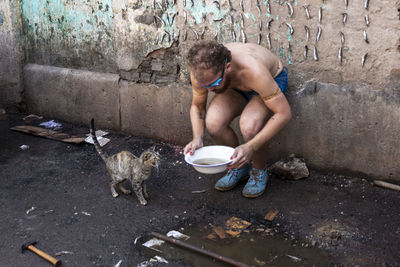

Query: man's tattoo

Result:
[198,111,205,120]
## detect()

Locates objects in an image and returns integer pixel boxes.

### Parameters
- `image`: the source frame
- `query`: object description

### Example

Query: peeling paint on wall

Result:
[21,0,115,72]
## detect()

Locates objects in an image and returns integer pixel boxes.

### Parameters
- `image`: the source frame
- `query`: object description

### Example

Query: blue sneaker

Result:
[215,165,250,191]
[242,167,268,198]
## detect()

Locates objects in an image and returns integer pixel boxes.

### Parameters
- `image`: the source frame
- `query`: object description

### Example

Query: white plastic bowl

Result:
[184,145,234,174]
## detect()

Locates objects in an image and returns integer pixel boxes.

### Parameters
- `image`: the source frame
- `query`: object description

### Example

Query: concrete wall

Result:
[24,64,400,180]
[0,1,24,111]
[24,64,120,130]
[11,0,400,179]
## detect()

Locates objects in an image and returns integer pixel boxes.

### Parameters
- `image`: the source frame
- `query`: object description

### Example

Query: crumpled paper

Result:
[39,120,62,130]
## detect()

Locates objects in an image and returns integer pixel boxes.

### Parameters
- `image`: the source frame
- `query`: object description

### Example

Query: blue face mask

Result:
[199,59,227,89]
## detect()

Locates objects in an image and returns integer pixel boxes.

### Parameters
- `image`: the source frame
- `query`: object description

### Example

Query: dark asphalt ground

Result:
[1,113,400,266]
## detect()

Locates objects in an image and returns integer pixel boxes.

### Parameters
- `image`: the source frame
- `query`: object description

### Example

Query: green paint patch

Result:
[287,51,293,65]
[286,29,292,42]
[279,47,285,59]
[247,13,256,22]
[186,1,226,27]
[21,0,114,57]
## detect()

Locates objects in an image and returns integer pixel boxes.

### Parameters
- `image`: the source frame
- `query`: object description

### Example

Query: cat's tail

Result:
[90,118,108,162]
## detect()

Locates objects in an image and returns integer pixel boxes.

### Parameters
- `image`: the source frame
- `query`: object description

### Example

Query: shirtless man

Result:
[184,41,292,198]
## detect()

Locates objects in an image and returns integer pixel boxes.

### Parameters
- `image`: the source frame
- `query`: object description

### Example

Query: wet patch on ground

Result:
[139,223,333,266]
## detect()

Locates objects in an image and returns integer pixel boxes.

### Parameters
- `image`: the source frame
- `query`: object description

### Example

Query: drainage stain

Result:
[143,224,334,266]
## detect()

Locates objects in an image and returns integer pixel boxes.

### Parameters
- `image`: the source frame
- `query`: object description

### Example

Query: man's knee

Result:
[205,113,224,135]
[240,120,263,140]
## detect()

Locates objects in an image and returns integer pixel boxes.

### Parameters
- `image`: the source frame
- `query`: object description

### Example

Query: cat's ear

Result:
[150,145,156,151]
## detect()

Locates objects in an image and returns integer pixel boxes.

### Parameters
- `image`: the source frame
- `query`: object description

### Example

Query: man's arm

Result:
[247,69,291,150]
[183,73,208,155]
[247,94,291,151]
[190,91,208,141]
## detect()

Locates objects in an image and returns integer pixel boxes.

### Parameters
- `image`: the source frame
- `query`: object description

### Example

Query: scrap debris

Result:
[0,108,7,120]
[225,217,252,237]
[204,217,252,240]
[191,189,207,194]
[114,259,122,267]
[212,226,228,239]
[26,206,36,215]
[166,230,190,240]
[55,251,73,256]
[142,238,165,252]
[40,120,62,130]
[11,125,85,144]
[269,154,309,180]
[85,130,110,147]
[286,254,302,262]
[19,145,30,150]
[138,256,168,267]
[264,209,279,221]
[23,114,43,122]
[374,180,400,192]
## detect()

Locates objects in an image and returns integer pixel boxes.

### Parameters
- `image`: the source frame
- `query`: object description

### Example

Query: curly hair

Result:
[187,41,232,75]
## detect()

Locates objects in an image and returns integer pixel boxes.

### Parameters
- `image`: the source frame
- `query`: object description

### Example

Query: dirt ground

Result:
[1,113,399,267]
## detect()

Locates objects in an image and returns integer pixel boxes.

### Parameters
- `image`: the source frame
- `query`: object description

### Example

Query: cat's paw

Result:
[123,190,132,195]
[139,200,147,205]
[112,192,119,198]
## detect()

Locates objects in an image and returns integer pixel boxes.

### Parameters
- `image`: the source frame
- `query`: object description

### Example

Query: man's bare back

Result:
[222,43,284,99]
[225,42,283,87]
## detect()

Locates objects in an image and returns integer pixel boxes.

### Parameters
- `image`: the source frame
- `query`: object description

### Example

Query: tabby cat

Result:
[90,119,160,205]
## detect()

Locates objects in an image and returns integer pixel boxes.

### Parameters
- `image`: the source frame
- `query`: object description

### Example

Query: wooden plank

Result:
[11,125,85,144]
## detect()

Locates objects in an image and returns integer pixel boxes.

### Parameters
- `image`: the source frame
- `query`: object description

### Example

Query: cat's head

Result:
[141,145,160,167]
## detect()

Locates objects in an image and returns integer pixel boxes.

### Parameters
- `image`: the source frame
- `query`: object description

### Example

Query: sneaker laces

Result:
[251,169,260,184]
[227,169,239,182]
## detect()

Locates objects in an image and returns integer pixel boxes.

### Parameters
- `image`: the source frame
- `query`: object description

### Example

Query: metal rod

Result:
[374,180,400,192]
[150,232,249,267]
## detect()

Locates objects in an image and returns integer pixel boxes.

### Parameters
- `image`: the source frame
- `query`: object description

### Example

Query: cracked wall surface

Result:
[18,0,400,87]
[0,0,23,111]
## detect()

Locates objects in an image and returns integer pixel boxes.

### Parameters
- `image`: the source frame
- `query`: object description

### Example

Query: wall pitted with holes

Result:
[18,0,400,86]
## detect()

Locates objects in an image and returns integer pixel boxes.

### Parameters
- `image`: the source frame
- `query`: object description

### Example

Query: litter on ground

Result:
[225,217,252,237]
[166,230,190,240]
[264,209,279,221]
[39,120,63,130]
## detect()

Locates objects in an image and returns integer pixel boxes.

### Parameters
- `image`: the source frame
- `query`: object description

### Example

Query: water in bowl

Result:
[193,158,227,166]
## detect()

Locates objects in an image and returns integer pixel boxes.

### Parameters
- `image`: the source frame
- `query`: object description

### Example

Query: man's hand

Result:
[228,143,255,169]
[183,138,204,155]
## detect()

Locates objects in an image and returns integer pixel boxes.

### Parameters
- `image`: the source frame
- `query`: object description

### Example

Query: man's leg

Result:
[239,96,271,198]
[207,90,249,191]
[239,96,270,169]
[205,90,247,147]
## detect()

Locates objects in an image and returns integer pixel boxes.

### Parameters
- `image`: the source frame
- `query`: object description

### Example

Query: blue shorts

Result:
[234,68,288,101]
